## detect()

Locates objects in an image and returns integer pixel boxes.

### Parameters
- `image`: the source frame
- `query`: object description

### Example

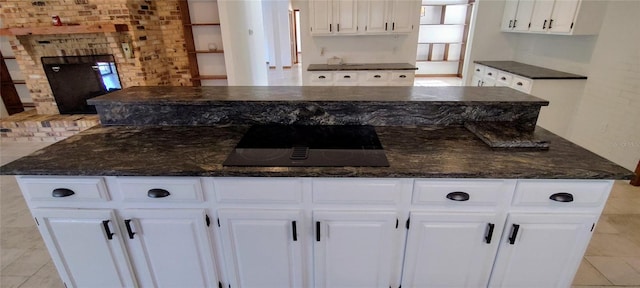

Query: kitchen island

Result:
[0,86,632,288]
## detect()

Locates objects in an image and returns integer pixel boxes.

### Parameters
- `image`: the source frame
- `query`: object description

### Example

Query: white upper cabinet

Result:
[310,0,418,35]
[501,0,606,35]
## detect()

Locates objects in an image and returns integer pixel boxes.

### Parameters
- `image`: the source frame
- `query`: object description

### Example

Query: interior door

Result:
[401,212,502,288]
[313,210,400,288]
[119,209,219,288]
[33,209,136,288]
[218,209,305,288]
[489,213,596,287]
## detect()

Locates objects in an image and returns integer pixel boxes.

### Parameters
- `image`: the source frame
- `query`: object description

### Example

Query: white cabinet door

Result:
[33,209,136,288]
[310,0,333,34]
[120,209,218,288]
[529,0,555,32]
[489,213,596,288]
[549,0,580,33]
[334,0,358,34]
[471,75,483,87]
[513,0,535,31]
[402,212,502,288]
[365,0,390,33]
[501,0,519,30]
[218,209,304,288]
[313,211,399,288]
[389,0,417,32]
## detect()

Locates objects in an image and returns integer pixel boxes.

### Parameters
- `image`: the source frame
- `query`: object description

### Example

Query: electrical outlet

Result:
[121,42,133,59]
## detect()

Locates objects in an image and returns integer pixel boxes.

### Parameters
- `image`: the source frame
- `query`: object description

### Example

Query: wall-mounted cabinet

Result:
[501,0,606,35]
[309,0,420,35]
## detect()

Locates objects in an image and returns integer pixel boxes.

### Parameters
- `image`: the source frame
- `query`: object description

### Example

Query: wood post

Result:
[631,160,640,186]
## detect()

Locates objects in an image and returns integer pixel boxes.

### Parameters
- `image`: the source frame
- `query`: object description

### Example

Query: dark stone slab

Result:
[307,63,418,71]
[0,125,632,179]
[465,121,550,149]
[474,61,587,79]
[88,86,547,128]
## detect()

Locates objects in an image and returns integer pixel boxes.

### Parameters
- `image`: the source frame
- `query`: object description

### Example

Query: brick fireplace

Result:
[1,0,193,141]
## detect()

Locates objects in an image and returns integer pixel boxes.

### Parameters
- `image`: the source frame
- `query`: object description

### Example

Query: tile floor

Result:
[1,139,639,287]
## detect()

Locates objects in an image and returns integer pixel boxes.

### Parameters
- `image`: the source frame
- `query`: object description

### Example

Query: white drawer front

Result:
[510,76,532,93]
[513,180,612,208]
[334,72,358,86]
[312,179,402,204]
[214,178,302,204]
[484,67,498,80]
[473,64,485,76]
[310,72,333,85]
[496,72,512,86]
[20,177,109,202]
[389,71,415,86]
[117,177,204,203]
[413,180,508,207]
[363,71,390,86]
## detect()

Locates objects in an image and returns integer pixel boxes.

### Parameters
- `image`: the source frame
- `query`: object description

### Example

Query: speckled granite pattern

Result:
[89,87,547,128]
[0,125,632,179]
[464,122,550,149]
[307,63,418,71]
[474,61,587,79]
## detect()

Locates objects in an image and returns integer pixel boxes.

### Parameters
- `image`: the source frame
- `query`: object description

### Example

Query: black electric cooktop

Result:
[223,125,389,167]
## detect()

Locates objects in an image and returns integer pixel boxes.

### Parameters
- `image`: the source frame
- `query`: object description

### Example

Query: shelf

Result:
[3,56,16,60]
[184,23,221,26]
[0,24,128,36]
[418,42,465,45]
[416,60,461,63]
[12,80,26,84]
[189,50,224,54]
[192,75,227,80]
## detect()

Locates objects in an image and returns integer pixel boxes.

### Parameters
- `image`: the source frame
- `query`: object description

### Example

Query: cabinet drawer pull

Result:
[485,223,495,244]
[476,68,480,72]
[344,75,351,79]
[516,82,523,86]
[549,192,574,202]
[446,191,470,201]
[501,77,506,80]
[147,188,171,198]
[316,221,321,242]
[102,220,114,240]
[319,75,326,79]
[487,72,493,76]
[399,75,407,78]
[52,188,75,198]
[508,224,520,245]
[374,75,382,78]
[124,219,136,239]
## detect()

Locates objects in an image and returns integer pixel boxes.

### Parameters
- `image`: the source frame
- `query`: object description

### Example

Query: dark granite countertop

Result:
[307,63,418,71]
[474,61,587,79]
[0,125,632,179]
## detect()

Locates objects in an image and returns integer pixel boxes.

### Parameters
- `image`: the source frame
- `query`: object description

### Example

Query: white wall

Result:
[567,1,640,171]
[262,0,293,69]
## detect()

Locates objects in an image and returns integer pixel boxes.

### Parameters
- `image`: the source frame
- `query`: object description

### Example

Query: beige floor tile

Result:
[603,215,640,248]
[586,233,640,256]
[594,215,621,234]
[573,258,612,285]
[17,275,65,288]
[587,256,640,286]
[604,198,640,214]
[627,257,640,273]
[0,276,29,288]
[0,227,44,249]
[0,248,27,270]
[1,260,47,277]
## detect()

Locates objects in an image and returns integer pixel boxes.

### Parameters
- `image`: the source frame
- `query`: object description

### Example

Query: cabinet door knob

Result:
[549,192,574,202]
[337,23,340,32]
[509,20,513,28]
[52,188,75,197]
[374,75,382,78]
[508,224,520,245]
[102,220,115,240]
[316,221,321,242]
[147,188,171,198]
[319,75,326,79]
[549,19,554,29]
[543,19,547,29]
[513,19,517,28]
[329,24,332,32]
[399,75,407,78]
[485,223,495,244]
[292,221,298,241]
[446,191,470,201]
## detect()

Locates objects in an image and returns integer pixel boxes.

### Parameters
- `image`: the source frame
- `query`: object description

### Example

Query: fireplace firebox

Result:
[42,55,122,114]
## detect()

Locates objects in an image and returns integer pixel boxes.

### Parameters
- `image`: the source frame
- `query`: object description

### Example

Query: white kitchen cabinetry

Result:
[313,211,399,288]
[118,209,218,288]
[501,0,606,35]
[218,209,304,288]
[389,0,418,32]
[32,209,136,288]
[472,63,585,138]
[489,213,597,287]
[309,0,358,35]
[307,70,415,86]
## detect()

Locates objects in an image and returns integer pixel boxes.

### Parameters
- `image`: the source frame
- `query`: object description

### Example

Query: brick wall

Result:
[0,0,191,114]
